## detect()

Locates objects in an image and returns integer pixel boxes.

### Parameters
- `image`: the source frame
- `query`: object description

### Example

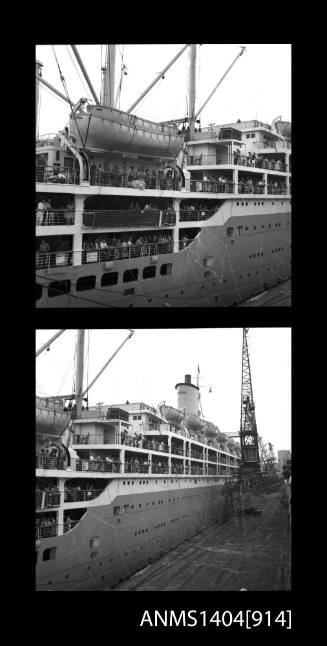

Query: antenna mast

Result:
[239,328,261,477]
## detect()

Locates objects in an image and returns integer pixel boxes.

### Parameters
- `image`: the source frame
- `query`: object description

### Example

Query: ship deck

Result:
[109,491,291,591]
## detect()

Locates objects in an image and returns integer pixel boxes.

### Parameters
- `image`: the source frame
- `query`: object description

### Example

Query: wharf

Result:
[237,279,291,307]
[110,491,291,591]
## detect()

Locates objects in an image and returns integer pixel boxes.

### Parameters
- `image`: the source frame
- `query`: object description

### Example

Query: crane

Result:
[239,328,261,479]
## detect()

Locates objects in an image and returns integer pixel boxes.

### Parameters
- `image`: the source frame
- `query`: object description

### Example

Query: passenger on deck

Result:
[65,203,74,225]
[38,239,50,268]
[36,200,45,226]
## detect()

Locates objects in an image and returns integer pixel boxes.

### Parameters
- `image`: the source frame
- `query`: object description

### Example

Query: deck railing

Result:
[36,491,61,509]
[179,209,215,222]
[36,455,66,470]
[75,459,122,473]
[83,209,176,229]
[90,171,180,191]
[35,520,80,540]
[36,166,80,185]
[36,209,75,226]
[64,489,103,502]
[187,154,287,172]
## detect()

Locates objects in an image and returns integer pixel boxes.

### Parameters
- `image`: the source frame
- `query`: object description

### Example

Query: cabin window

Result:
[251,133,255,138]
[124,288,135,296]
[76,275,96,291]
[48,280,71,298]
[36,284,43,301]
[43,547,57,561]
[227,227,234,237]
[143,266,156,279]
[55,151,60,161]
[123,269,138,283]
[113,506,120,516]
[101,272,118,287]
[89,537,100,548]
[160,263,173,276]
[246,134,251,138]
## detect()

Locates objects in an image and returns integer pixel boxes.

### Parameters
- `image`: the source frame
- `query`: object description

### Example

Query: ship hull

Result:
[36,203,291,308]
[36,476,228,591]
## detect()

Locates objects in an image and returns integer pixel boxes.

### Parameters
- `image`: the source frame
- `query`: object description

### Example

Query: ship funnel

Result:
[175,374,199,416]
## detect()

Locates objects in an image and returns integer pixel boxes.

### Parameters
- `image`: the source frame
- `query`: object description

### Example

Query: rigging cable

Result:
[65,45,91,99]
[51,45,86,149]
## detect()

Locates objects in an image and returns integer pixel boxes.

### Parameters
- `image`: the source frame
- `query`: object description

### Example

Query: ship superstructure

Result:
[35,44,291,308]
[36,331,240,591]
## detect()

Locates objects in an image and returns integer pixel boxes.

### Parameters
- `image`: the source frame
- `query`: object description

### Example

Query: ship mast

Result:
[75,330,85,418]
[188,44,197,139]
[36,59,43,138]
[101,45,116,107]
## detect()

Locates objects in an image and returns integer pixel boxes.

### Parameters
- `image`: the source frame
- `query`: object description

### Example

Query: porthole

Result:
[101,272,118,287]
[76,276,95,292]
[123,269,138,283]
[143,265,156,280]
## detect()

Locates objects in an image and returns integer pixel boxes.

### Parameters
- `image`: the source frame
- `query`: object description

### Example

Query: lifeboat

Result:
[184,413,204,432]
[69,104,184,159]
[203,420,219,438]
[159,405,185,424]
[275,119,291,139]
[36,396,71,437]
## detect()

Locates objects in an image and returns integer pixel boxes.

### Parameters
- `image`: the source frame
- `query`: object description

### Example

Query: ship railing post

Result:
[167,435,172,473]
[148,453,152,474]
[57,478,65,535]
[72,196,85,266]
[264,173,268,196]
[120,447,125,473]
[233,167,238,195]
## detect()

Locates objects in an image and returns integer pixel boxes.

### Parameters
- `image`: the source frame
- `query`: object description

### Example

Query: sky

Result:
[36,328,291,455]
[36,44,291,135]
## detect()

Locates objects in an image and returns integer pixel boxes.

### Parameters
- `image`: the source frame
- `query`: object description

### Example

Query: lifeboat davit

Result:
[70,104,184,159]
[184,413,204,432]
[203,421,219,439]
[36,396,71,437]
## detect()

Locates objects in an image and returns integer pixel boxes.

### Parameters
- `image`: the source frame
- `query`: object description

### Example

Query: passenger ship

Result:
[35,44,291,308]
[36,330,240,591]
